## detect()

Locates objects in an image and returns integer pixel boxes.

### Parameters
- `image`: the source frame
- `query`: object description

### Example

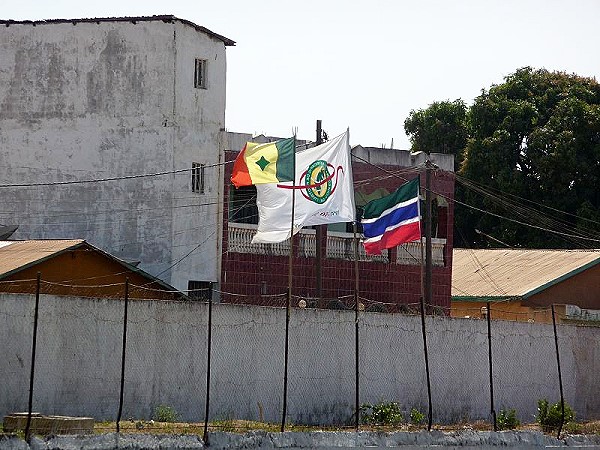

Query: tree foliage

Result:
[404,99,468,170]
[406,67,600,248]
[461,67,600,248]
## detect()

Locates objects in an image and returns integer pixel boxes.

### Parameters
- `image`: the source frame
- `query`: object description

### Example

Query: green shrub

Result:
[360,401,403,426]
[497,408,520,430]
[563,421,582,434]
[536,399,574,432]
[409,408,425,425]
[153,405,178,423]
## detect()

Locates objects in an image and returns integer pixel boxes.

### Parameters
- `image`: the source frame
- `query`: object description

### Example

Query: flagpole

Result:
[281,136,296,432]
[419,167,433,431]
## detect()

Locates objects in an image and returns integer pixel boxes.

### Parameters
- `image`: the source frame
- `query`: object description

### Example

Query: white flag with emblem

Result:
[252,129,356,244]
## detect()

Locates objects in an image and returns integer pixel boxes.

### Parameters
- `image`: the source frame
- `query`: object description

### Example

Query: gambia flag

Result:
[361,177,421,255]
[231,137,295,188]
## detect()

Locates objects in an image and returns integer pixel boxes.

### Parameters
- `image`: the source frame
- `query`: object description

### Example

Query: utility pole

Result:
[315,120,324,301]
[419,161,434,431]
[425,161,433,308]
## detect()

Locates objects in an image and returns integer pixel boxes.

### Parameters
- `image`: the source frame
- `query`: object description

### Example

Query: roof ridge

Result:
[0,15,235,46]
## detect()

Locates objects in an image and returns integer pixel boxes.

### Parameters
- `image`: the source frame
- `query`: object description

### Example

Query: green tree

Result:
[459,67,600,248]
[404,99,468,170]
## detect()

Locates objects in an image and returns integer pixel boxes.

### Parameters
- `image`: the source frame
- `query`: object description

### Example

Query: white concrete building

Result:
[0,16,235,292]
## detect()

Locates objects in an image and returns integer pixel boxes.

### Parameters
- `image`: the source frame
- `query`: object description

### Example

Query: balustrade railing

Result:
[227,222,290,256]
[396,239,446,267]
[228,223,445,266]
[326,231,388,263]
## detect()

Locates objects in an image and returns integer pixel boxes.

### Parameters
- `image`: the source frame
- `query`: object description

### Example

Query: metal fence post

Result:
[486,302,497,431]
[116,278,129,432]
[419,296,433,431]
[551,305,565,439]
[25,272,41,443]
[203,296,213,444]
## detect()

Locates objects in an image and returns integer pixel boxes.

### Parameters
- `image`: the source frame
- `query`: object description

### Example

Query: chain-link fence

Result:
[1,275,598,442]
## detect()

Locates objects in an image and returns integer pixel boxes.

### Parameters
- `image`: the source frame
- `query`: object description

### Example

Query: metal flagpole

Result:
[281,135,297,432]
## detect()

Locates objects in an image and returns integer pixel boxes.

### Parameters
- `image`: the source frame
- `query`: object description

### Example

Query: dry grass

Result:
[91,419,600,436]
[94,419,328,435]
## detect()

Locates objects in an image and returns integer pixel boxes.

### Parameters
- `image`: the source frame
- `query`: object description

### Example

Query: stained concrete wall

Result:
[0,293,598,425]
[0,18,227,291]
[5,430,600,449]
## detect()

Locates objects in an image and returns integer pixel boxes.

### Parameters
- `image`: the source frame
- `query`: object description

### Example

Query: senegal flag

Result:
[231,137,295,188]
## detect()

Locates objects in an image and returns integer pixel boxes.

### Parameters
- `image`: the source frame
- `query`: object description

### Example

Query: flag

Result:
[361,177,421,255]
[252,130,355,243]
[231,137,295,188]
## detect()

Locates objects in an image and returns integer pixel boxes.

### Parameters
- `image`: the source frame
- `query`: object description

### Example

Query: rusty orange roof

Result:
[0,240,85,277]
[452,248,600,299]
[0,240,179,295]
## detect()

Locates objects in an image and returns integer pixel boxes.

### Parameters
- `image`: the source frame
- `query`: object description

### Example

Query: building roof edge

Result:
[0,15,236,46]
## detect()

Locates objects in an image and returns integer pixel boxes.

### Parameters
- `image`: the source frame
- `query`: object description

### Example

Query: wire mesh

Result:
[0,275,597,436]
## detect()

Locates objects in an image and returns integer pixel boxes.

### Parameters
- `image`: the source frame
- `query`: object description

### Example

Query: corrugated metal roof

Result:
[0,239,182,296]
[0,240,84,277]
[0,15,236,46]
[452,248,600,299]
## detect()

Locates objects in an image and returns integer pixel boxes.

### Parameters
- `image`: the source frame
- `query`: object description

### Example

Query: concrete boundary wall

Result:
[3,430,600,449]
[0,294,598,425]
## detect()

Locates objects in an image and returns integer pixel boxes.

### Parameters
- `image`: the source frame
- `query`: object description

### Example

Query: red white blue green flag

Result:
[361,177,421,255]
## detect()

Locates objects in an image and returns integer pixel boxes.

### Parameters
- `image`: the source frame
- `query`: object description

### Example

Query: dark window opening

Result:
[194,58,207,89]
[229,185,258,224]
[188,280,212,301]
[192,162,204,193]
[345,206,364,233]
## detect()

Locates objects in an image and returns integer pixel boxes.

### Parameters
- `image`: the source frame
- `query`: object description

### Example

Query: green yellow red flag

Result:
[231,137,295,188]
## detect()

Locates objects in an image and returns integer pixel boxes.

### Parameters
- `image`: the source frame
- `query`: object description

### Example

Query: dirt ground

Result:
[91,419,600,436]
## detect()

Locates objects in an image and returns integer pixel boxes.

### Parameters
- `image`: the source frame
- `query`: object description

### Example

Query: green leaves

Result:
[404,99,468,171]
[457,67,600,248]
[360,401,404,426]
[536,398,575,432]
[497,408,520,430]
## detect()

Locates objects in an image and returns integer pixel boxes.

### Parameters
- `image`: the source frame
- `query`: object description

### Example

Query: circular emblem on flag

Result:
[302,160,333,204]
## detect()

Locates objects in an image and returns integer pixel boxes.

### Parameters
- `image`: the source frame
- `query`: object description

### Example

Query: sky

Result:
[3,0,600,149]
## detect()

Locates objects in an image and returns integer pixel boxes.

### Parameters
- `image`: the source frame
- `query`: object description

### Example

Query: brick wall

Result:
[222,150,454,311]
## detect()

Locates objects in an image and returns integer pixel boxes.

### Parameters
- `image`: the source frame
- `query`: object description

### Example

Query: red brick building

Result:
[221,141,454,312]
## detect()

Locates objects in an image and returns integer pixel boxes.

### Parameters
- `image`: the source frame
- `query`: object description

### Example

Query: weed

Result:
[497,408,520,430]
[410,408,425,425]
[212,419,236,432]
[563,421,583,434]
[536,398,575,432]
[360,401,403,426]
[153,405,178,423]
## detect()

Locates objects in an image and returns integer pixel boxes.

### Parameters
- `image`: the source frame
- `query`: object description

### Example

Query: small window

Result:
[228,185,258,224]
[188,280,212,301]
[194,58,207,89]
[192,162,204,193]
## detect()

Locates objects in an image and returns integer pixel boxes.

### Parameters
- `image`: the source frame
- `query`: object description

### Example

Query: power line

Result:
[0,159,236,188]
[352,154,600,244]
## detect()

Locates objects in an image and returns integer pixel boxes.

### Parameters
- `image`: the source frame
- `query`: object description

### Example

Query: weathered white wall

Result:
[0,19,227,291]
[353,146,454,172]
[1,294,598,425]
